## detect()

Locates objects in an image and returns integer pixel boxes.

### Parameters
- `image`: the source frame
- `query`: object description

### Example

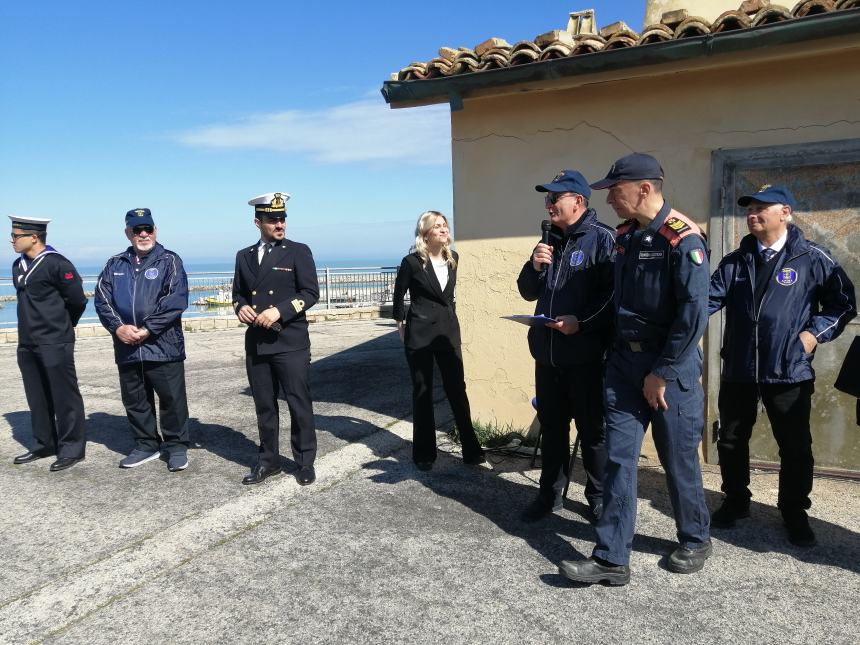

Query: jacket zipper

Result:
[750,248,808,382]
[131,256,142,365]
[547,237,572,368]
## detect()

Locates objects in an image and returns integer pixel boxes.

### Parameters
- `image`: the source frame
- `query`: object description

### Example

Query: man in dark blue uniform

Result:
[559,153,712,586]
[9,215,88,471]
[233,192,320,486]
[708,185,855,546]
[95,209,191,472]
[517,170,613,522]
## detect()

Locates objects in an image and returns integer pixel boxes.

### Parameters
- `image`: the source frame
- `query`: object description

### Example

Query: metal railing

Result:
[0,267,401,327]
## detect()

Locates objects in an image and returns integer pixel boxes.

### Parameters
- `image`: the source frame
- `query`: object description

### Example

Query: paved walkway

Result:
[0,320,857,644]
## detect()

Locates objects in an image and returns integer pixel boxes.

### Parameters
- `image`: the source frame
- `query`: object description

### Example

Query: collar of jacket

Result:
[553,208,598,240]
[740,224,806,259]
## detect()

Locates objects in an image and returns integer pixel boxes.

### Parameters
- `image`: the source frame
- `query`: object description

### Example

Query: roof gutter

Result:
[381,9,860,108]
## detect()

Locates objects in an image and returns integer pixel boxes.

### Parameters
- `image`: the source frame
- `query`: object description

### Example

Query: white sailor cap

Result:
[9,215,51,232]
[248,192,290,217]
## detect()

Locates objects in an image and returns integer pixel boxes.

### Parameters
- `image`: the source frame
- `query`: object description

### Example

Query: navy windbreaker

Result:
[517,209,615,366]
[95,243,189,365]
[708,225,856,384]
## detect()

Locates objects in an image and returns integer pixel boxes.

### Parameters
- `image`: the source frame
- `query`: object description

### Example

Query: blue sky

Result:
[1,1,645,269]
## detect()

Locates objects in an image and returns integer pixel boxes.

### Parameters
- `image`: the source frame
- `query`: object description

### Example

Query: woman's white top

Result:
[432,258,448,291]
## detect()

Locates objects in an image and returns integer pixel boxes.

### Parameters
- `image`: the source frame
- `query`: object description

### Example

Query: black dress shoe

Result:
[463,451,487,466]
[13,450,53,465]
[710,499,750,528]
[49,457,84,472]
[668,540,713,574]
[296,465,316,485]
[559,557,630,586]
[242,463,281,485]
[783,510,816,547]
[520,494,563,523]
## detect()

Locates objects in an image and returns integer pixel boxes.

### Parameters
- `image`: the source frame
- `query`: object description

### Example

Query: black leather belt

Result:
[617,340,660,353]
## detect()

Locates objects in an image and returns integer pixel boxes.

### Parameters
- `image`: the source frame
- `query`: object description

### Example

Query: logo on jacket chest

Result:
[144,268,159,280]
[569,250,585,267]
[776,267,798,286]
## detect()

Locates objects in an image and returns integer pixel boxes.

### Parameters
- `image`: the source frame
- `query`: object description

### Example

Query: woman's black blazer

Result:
[392,251,461,351]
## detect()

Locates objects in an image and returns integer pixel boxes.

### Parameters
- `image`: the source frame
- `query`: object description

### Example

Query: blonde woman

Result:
[392,211,485,471]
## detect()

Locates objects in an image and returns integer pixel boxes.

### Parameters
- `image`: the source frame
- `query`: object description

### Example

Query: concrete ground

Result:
[0,319,857,644]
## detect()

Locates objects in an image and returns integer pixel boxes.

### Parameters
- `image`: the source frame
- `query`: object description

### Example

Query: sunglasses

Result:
[544,192,576,205]
[11,232,34,240]
[132,225,154,235]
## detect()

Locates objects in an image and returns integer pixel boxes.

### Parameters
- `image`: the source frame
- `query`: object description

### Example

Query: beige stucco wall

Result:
[449,40,860,445]
[644,0,736,26]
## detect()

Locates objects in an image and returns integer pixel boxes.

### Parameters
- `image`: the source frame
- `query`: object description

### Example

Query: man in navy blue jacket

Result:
[95,208,191,472]
[517,170,614,522]
[708,185,856,546]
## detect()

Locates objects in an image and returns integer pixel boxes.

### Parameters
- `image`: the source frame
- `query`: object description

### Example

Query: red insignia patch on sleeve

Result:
[64,272,74,280]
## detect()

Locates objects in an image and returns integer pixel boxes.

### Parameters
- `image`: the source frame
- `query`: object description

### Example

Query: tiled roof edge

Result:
[382,8,860,106]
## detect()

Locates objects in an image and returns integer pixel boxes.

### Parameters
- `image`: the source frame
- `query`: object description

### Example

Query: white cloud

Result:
[177,99,451,165]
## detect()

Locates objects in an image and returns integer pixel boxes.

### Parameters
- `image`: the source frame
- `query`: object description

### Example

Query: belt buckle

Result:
[629,341,643,352]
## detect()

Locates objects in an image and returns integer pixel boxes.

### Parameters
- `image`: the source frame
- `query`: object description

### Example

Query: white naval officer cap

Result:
[8,215,51,232]
[248,192,290,218]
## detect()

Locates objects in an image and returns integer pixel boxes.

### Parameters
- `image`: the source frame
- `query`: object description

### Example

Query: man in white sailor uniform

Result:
[232,192,320,485]
[9,215,88,471]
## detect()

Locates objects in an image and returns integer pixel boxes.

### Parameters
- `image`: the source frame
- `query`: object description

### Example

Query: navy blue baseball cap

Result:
[535,170,592,199]
[125,208,155,227]
[590,153,664,189]
[737,184,796,209]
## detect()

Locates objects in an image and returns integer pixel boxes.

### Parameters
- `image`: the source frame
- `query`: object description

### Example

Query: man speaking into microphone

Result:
[233,191,320,486]
[516,170,616,522]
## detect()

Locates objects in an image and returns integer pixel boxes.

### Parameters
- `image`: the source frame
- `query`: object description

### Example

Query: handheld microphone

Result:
[538,220,553,272]
[540,219,552,246]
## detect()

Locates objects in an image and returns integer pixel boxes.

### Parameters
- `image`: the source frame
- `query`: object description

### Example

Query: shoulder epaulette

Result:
[658,211,704,248]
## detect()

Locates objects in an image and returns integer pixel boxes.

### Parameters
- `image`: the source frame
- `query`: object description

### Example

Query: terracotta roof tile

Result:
[509,40,542,66]
[793,0,837,16]
[674,16,714,38]
[391,1,856,83]
[752,4,795,25]
[711,10,753,32]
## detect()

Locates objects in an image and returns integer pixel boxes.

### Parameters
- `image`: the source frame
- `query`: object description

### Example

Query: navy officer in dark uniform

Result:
[559,154,712,586]
[9,215,87,471]
[517,170,613,523]
[233,192,320,485]
[708,185,855,546]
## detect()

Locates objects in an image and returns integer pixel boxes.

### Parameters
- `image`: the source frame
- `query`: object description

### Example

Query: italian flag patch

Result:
[689,249,705,265]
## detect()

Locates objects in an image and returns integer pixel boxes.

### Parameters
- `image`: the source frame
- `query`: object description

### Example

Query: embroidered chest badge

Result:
[776,267,798,286]
[688,249,705,266]
[144,268,159,280]
[569,250,585,267]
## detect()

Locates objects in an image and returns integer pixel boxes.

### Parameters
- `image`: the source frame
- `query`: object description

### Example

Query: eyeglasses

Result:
[11,232,34,240]
[544,192,576,205]
[132,225,154,235]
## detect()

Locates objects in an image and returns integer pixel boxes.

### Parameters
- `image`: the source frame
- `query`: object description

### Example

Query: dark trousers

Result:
[118,361,189,454]
[717,380,815,512]
[535,361,607,506]
[246,348,316,469]
[405,346,483,463]
[17,343,86,459]
[593,349,710,566]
